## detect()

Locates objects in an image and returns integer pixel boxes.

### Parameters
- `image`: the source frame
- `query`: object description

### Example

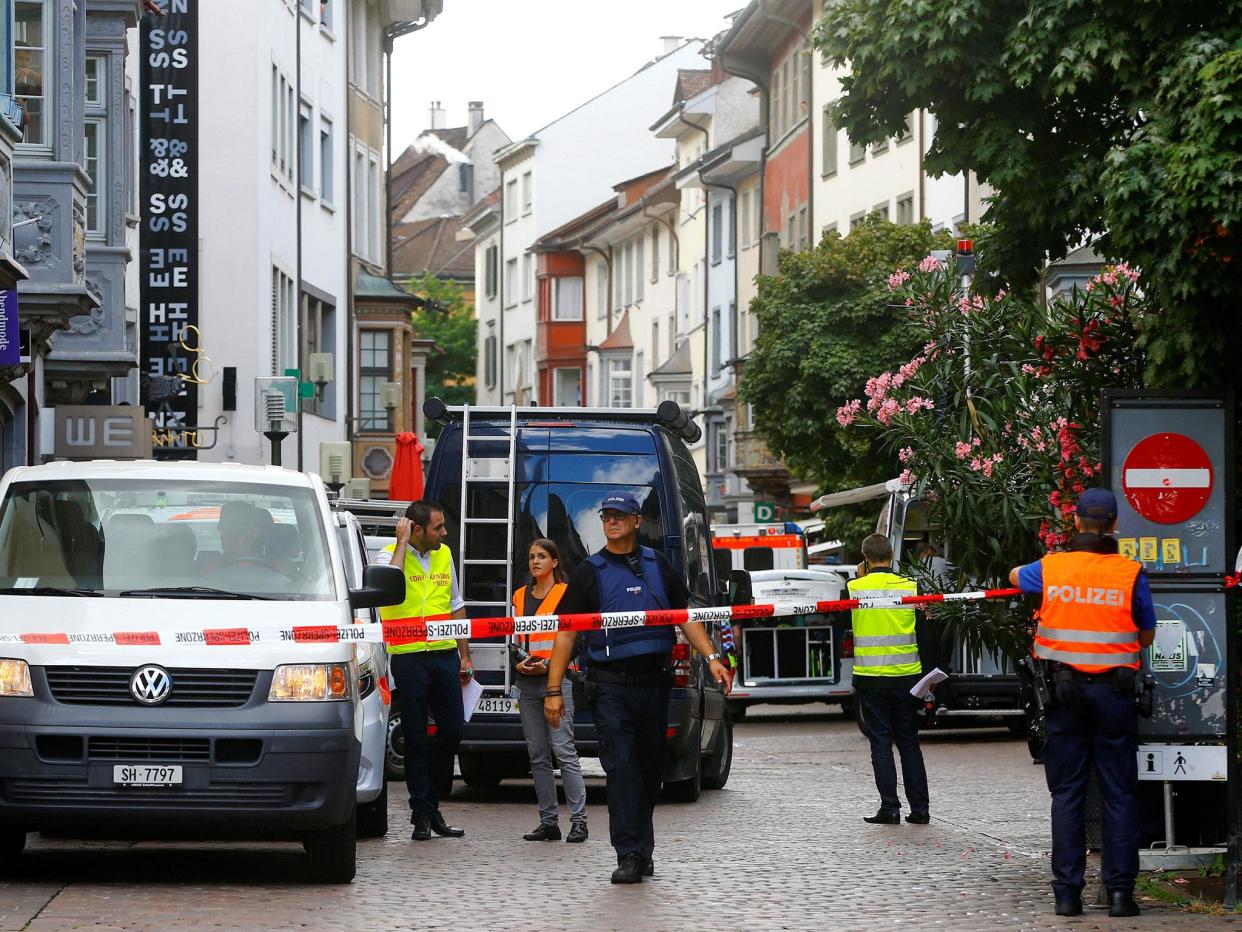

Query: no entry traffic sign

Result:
[1121,432,1213,524]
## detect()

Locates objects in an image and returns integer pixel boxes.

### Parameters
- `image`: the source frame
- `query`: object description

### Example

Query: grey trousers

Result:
[517,675,587,825]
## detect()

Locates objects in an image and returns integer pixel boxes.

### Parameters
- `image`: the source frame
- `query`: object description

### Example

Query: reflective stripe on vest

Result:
[1034,550,1142,673]
[512,582,567,660]
[847,571,921,677]
[380,544,457,655]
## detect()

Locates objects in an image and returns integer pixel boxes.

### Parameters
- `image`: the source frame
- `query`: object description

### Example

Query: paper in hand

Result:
[909,667,948,700]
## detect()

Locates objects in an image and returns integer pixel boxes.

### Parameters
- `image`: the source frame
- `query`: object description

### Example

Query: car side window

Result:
[666,435,713,605]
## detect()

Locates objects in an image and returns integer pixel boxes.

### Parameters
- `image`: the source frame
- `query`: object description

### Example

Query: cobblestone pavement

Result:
[0,709,1229,931]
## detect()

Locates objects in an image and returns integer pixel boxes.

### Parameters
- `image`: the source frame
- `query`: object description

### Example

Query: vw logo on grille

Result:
[129,666,172,705]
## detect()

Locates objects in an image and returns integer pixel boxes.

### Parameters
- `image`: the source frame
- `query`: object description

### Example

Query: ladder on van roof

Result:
[458,404,518,695]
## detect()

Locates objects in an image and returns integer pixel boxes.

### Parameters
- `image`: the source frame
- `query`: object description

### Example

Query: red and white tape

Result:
[0,587,1025,648]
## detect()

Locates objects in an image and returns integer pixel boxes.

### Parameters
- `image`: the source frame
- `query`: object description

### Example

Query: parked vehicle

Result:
[333,509,390,838]
[0,462,404,882]
[728,569,855,719]
[409,398,738,802]
[811,477,1026,731]
[712,522,807,573]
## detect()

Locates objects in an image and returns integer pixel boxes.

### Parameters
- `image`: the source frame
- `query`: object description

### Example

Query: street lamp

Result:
[319,441,352,494]
[308,352,334,400]
[380,381,402,431]
[254,376,298,466]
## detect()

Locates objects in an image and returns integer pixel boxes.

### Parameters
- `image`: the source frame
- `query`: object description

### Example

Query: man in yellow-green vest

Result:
[381,500,472,842]
[847,533,930,826]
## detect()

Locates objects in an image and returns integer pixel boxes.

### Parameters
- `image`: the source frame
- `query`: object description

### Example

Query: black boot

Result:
[1108,891,1140,917]
[410,815,432,841]
[523,822,561,841]
[1054,896,1082,917]
[429,811,465,838]
[565,822,588,844]
[611,852,645,884]
[863,809,901,825]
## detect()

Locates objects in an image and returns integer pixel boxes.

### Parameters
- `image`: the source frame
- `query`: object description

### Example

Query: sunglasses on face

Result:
[599,510,634,523]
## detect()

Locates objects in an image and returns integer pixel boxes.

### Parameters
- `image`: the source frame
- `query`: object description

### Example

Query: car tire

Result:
[305,808,357,884]
[0,827,26,871]
[839,698,857,720]
[356,778,388,838]
[855,698,868,736]
[458,753,502,788]
[701,711,733,791]
[384,712,406,782]
[1005,715,1028,737]
[662,751,702,803]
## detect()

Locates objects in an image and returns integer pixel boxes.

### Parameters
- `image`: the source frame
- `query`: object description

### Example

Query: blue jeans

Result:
[1044,677,1139,899]
[856,675,930,814]
[390,648,464,819]
[593,681,669,862]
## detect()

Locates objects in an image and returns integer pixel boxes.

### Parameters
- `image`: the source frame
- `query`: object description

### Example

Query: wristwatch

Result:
[705,652,723,664]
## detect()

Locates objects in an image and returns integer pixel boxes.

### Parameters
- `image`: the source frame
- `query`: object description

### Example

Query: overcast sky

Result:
[389,0,745,154]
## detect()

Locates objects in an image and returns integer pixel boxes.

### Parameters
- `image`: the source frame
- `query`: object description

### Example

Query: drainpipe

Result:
[498,183,505,401]
[295,8,303,469]
[580,242,611,406]
[344,7,354,442]
[917,110,926,222]
[681,112,711,416]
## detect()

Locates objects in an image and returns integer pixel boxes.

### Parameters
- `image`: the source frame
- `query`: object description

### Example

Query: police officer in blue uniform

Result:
[544,491,732,884]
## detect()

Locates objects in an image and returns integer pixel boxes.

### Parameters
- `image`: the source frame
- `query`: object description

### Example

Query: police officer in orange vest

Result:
[1008,488,1156,918]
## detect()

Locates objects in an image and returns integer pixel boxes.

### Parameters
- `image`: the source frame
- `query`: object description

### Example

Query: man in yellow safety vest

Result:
[381,500,472,842]
[847,533,930,825]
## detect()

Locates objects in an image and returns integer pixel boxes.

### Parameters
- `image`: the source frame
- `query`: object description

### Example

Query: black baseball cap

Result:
[1076,487,1118,520]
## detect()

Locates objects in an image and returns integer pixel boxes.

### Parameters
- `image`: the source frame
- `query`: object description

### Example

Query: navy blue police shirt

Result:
[559,547,691,672]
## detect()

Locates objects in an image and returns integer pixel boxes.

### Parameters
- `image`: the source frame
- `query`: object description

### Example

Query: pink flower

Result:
[887,269,911,290]
[973,437,982,447]
[898,469,916,486]
[864,372,893,400]
[918,255,943,273]
[1021,363,1041,376]
[994,289,1007,300]
[954,441,972,459]
[923,340,938,355]
[898,446,914,463]
[898,357,923,381]
[876,398,902,424]
[835,399,861,427]
[905,396,934,414]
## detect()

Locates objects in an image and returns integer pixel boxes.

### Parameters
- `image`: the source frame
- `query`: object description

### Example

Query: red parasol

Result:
[388,432,425,501]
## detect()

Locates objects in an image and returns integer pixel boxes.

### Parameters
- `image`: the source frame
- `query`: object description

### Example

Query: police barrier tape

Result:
[0,587,1025,648]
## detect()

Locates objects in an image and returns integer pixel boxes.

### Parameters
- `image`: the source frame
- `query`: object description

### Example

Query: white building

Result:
[477,38,706,405]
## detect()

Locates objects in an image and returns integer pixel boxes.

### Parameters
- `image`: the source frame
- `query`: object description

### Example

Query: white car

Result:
[0,461,404,882]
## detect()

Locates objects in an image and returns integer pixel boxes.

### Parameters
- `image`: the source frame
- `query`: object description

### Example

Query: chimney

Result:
[660,36,682,55]
[428,100,446,130]
[467,101,484,137]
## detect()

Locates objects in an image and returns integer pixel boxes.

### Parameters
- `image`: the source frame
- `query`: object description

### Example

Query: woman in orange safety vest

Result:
[512,538,588,843]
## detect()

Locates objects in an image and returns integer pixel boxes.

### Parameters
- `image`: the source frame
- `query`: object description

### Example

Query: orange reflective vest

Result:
[512,582,567,661]
[1034,551,1142,673]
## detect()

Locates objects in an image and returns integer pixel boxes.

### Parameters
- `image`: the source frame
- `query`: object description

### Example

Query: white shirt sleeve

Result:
[382,545,401,566]
[448,556,465,613]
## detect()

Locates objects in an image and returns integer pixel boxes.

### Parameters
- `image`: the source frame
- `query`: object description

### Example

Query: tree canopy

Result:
[406,273,477,435]
[815,0,1241,391]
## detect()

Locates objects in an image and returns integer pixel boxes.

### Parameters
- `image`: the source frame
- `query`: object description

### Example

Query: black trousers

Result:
[593,680,670,863]
[1044,678,1139,899]
[389,648,464,819]
[856,675,930,814]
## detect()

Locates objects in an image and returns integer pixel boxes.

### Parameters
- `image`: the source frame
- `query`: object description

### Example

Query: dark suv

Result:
[420,399,734,801]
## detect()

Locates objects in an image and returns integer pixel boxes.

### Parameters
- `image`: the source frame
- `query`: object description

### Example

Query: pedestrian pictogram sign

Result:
[1121,432,1213,525]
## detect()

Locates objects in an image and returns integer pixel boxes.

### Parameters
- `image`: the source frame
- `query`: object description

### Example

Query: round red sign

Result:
[1121,433,1213,525]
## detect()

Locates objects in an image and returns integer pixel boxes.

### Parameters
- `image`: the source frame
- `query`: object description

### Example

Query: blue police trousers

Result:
[390,648,464,819]
[1043,677,1139,899]
[593,680,670,863]
[856,675,930,815]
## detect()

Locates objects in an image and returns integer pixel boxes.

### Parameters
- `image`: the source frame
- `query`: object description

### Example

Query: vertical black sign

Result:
[140,1,198,459]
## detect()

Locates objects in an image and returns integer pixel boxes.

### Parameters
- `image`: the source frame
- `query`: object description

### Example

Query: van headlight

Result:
[0,660,33,697]
[269,663,352,701]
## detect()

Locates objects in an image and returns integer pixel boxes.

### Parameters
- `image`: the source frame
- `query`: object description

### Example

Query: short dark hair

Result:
[1077,515,1114,534]
[861,533,893,563]
[404,500,444,530]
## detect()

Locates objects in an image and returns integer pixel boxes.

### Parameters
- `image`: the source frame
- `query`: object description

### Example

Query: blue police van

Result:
[415,398,736,802]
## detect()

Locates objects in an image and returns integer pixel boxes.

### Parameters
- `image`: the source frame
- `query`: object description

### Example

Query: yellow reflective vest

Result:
[379,543,457,655]
[848,570,921,677]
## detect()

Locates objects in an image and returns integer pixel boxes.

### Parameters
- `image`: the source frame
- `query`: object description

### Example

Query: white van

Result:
[0,461,403,882]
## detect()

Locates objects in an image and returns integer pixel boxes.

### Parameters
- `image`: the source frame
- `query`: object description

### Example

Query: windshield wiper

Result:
[3,586,102,597]
[119,586,272,600]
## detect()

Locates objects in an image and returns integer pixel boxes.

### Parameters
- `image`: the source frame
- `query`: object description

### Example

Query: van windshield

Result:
[0,479,336,600]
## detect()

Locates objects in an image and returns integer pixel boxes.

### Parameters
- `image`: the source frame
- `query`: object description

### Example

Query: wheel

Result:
[1005,715,1028,737]
[0,827,26,872]
[855,697,869,736]
[662,752,702,803]
[839,698,858,720]
[458,753,502,788]
[726,700,748,721]
[304,808,357,884]
[384,712,406,781]
[356,778,388,838]
[702,712,733,791]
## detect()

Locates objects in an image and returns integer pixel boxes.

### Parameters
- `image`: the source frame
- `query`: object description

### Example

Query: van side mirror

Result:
[727,569,753,606]
[349,563,405,610]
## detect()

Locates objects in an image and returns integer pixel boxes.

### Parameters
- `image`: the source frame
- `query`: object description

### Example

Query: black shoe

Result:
[905,812,930,825]
[1054,896,1082,917]
[429,811,465,838]
[1108,891,1140,918]
[611,852,645,884]
[643,858,654,877]
[565,823,588,844]
[863,809,901,825]
[523,822,561,842]
[410,815,432,841]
